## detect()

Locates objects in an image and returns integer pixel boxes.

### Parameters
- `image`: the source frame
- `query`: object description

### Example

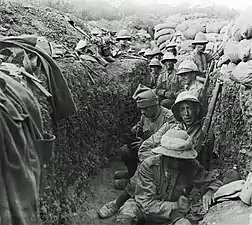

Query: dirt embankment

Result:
[0,2,150,224]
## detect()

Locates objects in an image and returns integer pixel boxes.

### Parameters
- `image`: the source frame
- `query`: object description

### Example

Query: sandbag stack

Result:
[219,10,252,86]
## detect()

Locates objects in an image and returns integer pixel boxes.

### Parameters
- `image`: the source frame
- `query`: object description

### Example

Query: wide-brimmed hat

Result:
[171,91,206,122]
[192,32,208,45]
[161,52,177,63]
[91,27,102,36]
[149,58,162,67]
[177,60,199,75]
[152,129,197,159]
[138,48,145,55]
[132,84,158,108]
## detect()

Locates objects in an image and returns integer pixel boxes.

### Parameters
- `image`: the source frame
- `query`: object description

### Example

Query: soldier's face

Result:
[153,54,162,60]
[150,66,161,75]
[163,60,174,70]
[140,105,157,118]
[195,44,206,53]
[179,101,198,126]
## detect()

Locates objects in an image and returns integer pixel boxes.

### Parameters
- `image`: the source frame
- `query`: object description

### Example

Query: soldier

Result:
[149,58,162,89]
[138,91,214,171]
[143,48,153,62]
[176,60,204,99]
[165,41,178,57]
[138,48,145,56]
[99,84,175,219]
[188,32,213,75]
[156,52,180,109]
[115,29,132,55]
[100,36,115,62]
[152,46,163,60]
[116,129,222,225]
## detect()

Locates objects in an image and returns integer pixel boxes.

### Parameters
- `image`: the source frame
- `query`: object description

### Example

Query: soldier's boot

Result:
[98,200,119,219]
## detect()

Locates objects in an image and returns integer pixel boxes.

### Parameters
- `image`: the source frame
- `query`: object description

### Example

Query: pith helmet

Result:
[177,60,199,75]
[138,48,145,55]
[152,47,162,56]
[91,27,102,36]
[144,48,153,57]
[171,91,206,122]
[116,29,131,40]
[149,58,162,67]
[161,52,177,63]
[192,32,208,45]
[152,129,197,159]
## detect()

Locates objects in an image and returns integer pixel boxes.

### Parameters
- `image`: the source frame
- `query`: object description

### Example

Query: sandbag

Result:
[178,40,193,55]
[154,28,175,40]
[205,33,224,42]
[224,40,241,64]
[183,23,205,40]
[159,42,166,51]
[232,60,252,86]
[157,34,172,46]
[206,21,229,34]
[175,20,194,32]
[238,39,252,62]
[232,12,252,41]
[155,22,177,32]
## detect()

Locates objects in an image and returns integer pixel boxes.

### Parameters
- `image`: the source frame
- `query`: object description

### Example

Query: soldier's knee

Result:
[174,218,192,225]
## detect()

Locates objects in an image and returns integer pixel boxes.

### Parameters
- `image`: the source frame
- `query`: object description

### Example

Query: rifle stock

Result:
[196,79,223,152]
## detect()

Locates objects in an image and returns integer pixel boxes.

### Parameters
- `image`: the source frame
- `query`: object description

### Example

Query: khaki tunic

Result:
[156,68,180,101]
[188,49,213,74]
[117,155,222,224]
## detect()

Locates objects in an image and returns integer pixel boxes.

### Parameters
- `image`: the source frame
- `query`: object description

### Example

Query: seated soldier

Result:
[100,36,115,63]
[177,60,204,99]
[156,52,180,109]
[144,48,154,62]
[139,91,214,171]
[99,84,175,219]
[114,84,175,190]
[116,129,222,225]
[165,41,178,56]
[149,58,162,89]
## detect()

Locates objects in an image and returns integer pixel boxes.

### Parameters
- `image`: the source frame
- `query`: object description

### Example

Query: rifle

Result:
[198,60,215,105]
[195,79,223,162]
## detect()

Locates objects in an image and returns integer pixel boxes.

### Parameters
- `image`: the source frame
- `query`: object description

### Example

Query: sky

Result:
[80,0,252,10]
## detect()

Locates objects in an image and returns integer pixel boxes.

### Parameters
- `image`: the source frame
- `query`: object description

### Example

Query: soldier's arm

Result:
[138,122,173,162]
[135,159,178,219]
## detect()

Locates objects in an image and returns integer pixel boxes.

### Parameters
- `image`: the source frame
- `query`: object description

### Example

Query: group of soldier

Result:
[97,29,224,225]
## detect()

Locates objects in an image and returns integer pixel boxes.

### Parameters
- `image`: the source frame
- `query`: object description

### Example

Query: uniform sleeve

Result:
[156,73,166,97]
[135,160,178,219]
[138,122,172,162]
[190,160,223,194]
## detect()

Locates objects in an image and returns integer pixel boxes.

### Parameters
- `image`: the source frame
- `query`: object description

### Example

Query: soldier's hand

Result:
[202,189,215,211]
[131,137,143,151]
[178,195,191,212]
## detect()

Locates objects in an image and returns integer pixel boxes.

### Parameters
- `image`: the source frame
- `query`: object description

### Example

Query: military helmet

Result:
[171,91,206,122]
[165,40,177,49]
[91,27,102,36]
[177,60,199,75]
[161,52,177,63]
[144,48,153,57]
[192,32,208,45]
[149,58,162,67]
[116,29,131,40]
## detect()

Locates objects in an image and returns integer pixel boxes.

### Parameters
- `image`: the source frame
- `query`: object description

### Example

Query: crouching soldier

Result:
[114,84,175,189]
[139,91,214,171]
[99,84,175,218]
[116,129,222,225]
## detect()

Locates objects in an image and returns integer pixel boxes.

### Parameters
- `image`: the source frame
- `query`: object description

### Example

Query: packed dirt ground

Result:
[0,1,252,225]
